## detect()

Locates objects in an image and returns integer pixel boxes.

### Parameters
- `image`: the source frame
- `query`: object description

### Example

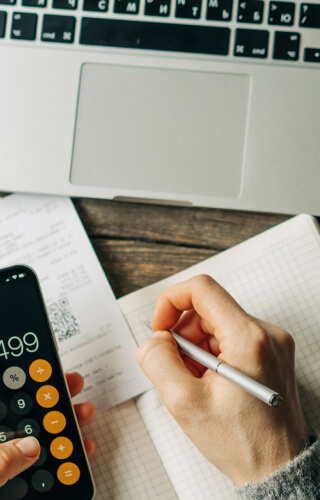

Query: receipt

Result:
[0,194,151,409]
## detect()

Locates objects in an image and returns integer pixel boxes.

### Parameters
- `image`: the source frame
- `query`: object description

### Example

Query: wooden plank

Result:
[91,239,216,298]
[73,198,290,250]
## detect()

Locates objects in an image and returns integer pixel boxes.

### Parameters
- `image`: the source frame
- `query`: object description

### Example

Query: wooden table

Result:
[73,199,291,299]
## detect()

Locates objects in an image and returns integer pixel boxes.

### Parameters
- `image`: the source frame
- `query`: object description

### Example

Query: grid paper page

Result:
[82,399,177,499]
[118,214,320,499]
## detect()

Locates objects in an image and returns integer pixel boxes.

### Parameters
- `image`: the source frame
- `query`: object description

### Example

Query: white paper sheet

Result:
[118,214,320,499]
[0,194,151,409]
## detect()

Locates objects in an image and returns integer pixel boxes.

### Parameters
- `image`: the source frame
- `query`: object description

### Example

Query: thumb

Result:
[136,331,198,404]
[0,437,40,487]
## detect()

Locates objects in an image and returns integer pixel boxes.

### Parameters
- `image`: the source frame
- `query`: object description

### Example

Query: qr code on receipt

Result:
[47,297,81,343]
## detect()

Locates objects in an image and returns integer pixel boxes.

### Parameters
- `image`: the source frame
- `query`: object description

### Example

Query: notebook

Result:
[0,0,320,214]
[82,213,320,499]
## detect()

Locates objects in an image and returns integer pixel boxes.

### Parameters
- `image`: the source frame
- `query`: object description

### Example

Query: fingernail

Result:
[15,437,40,458]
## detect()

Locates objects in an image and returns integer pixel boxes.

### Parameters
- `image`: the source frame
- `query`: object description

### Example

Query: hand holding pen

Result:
[136,275,308,487]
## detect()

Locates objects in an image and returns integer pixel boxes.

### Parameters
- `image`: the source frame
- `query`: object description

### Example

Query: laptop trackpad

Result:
[71,64,250,199]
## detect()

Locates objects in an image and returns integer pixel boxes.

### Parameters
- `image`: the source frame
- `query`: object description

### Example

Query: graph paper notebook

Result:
[85,214,320,499]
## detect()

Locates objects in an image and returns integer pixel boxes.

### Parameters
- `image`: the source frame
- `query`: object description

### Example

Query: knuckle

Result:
[247,320,273,359]
[166,383,203,421]
[192,274,215,287]
[279,329,295,357]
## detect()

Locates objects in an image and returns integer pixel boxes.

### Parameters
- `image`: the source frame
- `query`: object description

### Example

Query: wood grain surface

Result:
[73,198,291,298]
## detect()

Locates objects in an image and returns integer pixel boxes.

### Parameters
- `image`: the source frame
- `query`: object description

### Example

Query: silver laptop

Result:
[0,0,319,214]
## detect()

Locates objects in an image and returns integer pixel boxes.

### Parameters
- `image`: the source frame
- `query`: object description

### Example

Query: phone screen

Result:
[0,265,95,500]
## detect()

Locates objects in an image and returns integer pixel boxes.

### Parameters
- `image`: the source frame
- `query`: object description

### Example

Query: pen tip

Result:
[270,394,283,407]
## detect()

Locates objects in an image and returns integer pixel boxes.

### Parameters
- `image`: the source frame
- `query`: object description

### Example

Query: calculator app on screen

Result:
[0,265,95,500]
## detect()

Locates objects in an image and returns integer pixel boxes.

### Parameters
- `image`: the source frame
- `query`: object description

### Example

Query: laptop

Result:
[0,0,319,214]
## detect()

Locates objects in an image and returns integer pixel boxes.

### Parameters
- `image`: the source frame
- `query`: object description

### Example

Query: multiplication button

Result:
[3,367,26,390]
[29,359,52,382]
[36,385,59,408]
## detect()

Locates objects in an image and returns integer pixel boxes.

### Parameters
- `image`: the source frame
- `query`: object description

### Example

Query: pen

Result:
[170,331,283,407]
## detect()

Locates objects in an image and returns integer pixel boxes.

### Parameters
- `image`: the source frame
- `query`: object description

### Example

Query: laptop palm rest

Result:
[71,63,250,200]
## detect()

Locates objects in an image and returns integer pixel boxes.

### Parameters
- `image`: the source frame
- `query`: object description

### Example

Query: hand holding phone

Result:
[0,266,95,499]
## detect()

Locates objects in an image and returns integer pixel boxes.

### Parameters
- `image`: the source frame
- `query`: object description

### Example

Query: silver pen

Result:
[170,331,283,407]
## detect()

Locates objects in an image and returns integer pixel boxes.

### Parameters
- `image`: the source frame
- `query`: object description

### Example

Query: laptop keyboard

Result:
[0,0,319,64]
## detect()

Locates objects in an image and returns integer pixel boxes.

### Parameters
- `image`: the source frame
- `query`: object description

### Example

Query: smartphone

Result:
[0,265,95,500]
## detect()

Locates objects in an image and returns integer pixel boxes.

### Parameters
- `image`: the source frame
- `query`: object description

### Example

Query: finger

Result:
[83,439,95,458]
[169,311,222,362]
[152,275,250,344]
[136,331,200,404]
[66,372,84,398]
[73,402,96,427]
[0,437,40,487]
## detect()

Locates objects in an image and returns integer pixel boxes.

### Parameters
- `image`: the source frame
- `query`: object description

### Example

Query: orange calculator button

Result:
[57,462,80,486]
[50,436,73,460]
[29,360,52,383]
[36,385,59,409]
[43,411,66,434]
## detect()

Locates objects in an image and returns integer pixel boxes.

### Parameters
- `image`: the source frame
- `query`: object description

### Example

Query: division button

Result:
[3,367,26,390]
[29,359,52,383]
[31,469,54,492]
[0,477,28,499]
[36,385,59,408]
[57,462,80,485]
[50,436,73,459]
[11,393,33,415]
[43,411,66,434]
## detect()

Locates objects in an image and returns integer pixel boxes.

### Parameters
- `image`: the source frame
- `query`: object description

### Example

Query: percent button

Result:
[3,367,26,390]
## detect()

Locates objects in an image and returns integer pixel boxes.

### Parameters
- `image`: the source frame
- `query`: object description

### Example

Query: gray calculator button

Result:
[31,469,54,492]
[11,393,33,415]
[0,400,7,421]
[33,446,47,467]
[0,477,28,499]
[3,366,26,390]
[17,418,40,438]
[0,425,15,442]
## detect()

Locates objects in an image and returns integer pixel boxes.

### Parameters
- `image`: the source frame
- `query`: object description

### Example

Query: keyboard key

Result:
[80,19,230,55]
[22,0,47,7]
[304,48,320,63]
[206,0,232,21]
[234,28,268,57]
[0,0,16,5]
[237,0,263,23]
[268,1,294,26]
[273,31,300,60]
[114,0,139,14]
[0,11,6,37]
[175,0,201,19]
[83,0,108,11]
[300,4,320,29]
[11,12,37,40]
[41,14,75,43]
[53,0,77,9]
[145,0,170,16]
